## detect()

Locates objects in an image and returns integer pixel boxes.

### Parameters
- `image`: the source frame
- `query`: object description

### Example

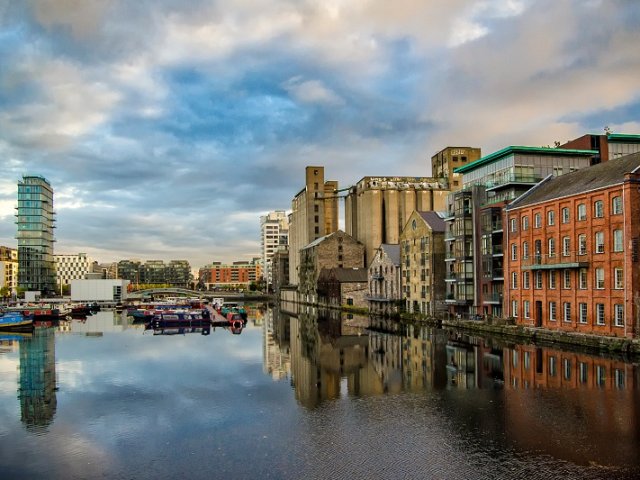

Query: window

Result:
[549,270,556,289]
[596,365,606,386]
[510,218,517,233]
[522,216,529,231]
[561,207,570,224]
[564,359,572,380]
[512,300,518,317]
[511,243,517,261]
[547,210,555,226]
[612,196,623,215]
[562,237,570,257]
[615,369,625,389]
[595,232,604,253]
[595,268,605,289]
[548,238,556,257]
[534,213,542,228]
[578,234,587,255]
[535,271,543,289]
[524,300,530,319]
[614,267,624,289]
[511,272,518,289]
[523,271,530,289]
[615,304,625,327]
[596,303,605,325]
[594,200,604,218]
[563,270,571,289]
[549,301,557,321]
[577,203,586,221]
[579,303,587,324]
[563,302,571,322]
[523,241,529,259]
[579,268,588,289]
[613,229,623,252]
[579,363,588,384]
[549,356,557,376]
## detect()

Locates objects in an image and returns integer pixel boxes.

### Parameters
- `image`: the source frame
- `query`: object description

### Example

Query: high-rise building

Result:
[16,176,56,295]
[260,210,289,288]
[288,166,339,286]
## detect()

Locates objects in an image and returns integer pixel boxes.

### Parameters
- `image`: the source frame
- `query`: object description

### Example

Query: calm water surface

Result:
[0,305,639,479]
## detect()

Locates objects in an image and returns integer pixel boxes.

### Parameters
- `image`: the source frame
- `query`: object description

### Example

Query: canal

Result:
[0,305,638,479]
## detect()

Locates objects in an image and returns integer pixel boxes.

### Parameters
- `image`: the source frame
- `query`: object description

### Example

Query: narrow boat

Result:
[0,311,34,332]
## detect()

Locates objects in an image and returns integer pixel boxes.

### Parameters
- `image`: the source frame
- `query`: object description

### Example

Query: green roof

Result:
[453,146,598,174]
[607,133,640,143]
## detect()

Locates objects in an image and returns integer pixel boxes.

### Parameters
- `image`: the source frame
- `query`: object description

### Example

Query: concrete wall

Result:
[71,279,129,302]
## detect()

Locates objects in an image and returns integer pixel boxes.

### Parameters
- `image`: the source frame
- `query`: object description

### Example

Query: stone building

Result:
[505,152,640,338]
[298,230,364,304]
[289,166,339,286]
[317,268,368,309]
[400,211,446,316]
[270,247,289,295]
[367,243,401,316]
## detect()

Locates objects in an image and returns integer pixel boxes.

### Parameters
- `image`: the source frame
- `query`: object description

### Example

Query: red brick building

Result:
[199,260,262,290]
[505,152,640,338]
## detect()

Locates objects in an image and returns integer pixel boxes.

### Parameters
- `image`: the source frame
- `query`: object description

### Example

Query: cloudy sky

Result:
[0,0,639,268]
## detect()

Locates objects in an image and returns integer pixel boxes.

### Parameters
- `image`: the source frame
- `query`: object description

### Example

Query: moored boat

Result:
[0,311,34,332]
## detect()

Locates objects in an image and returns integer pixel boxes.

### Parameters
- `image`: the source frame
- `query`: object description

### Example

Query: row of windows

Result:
[512,300,625,326]
[511,267,623,290]
[510,230,624,260]
[510,196,623,232]
[509,352,626,388]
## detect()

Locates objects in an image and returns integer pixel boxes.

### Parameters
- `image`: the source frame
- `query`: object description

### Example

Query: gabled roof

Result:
[302,230,354,250]
[453,146,597,174]
[508,152,640,210]
[378,244,400,266]
[418,211,446,232]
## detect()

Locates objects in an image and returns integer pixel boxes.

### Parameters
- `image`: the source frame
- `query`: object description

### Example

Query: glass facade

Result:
[16,176,56,294]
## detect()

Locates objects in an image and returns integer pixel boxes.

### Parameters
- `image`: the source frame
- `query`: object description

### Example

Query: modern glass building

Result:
[16,175,56,294]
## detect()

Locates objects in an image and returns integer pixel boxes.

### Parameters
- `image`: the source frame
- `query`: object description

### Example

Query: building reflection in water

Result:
[18,327,57,430]
[268,303,640,468]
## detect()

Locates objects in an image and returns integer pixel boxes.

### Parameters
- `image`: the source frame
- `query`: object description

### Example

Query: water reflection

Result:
[1,328,59,432]
[267,302,640,470]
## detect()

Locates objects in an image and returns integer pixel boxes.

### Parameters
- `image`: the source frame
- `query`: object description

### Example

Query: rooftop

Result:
[454,146,597,174]
[508,151,640,209]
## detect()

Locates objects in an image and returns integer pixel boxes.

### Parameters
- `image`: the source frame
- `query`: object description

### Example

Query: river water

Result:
[0,304,638,479]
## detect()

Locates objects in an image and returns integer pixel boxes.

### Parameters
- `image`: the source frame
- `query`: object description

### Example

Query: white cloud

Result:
[282,77,344,106]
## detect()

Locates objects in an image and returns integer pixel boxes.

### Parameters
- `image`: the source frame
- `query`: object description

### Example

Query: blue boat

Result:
[0,311,34,331]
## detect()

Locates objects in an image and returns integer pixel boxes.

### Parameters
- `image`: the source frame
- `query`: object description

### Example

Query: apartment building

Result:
[505,152,640,338]
[260,210,289,286]
[444,146,596,318]
[199,260,262,290]
[0,246,18,295]
[400,211,446,316]
[17,175,56,294]
[560,132,640,165]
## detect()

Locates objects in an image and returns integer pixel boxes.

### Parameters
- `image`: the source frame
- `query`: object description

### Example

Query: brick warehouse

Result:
[505,152,640,338]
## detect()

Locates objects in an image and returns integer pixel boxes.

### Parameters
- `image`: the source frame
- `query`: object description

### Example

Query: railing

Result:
[521,251,589,269]
[483,293,503,304]
[484,174,542,189]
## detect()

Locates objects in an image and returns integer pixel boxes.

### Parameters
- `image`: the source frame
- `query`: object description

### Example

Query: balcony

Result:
[491,268,504,280]
[484,174,542,191]
[492,245,503,256]
[521,252,589,270]
[483,293,503,305]
[445,273,474,283]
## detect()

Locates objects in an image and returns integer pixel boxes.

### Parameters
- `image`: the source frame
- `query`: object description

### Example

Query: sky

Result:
[1,0,639,269]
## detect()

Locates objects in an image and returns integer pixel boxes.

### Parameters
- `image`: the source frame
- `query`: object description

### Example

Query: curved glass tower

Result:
[16,175,56,295]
